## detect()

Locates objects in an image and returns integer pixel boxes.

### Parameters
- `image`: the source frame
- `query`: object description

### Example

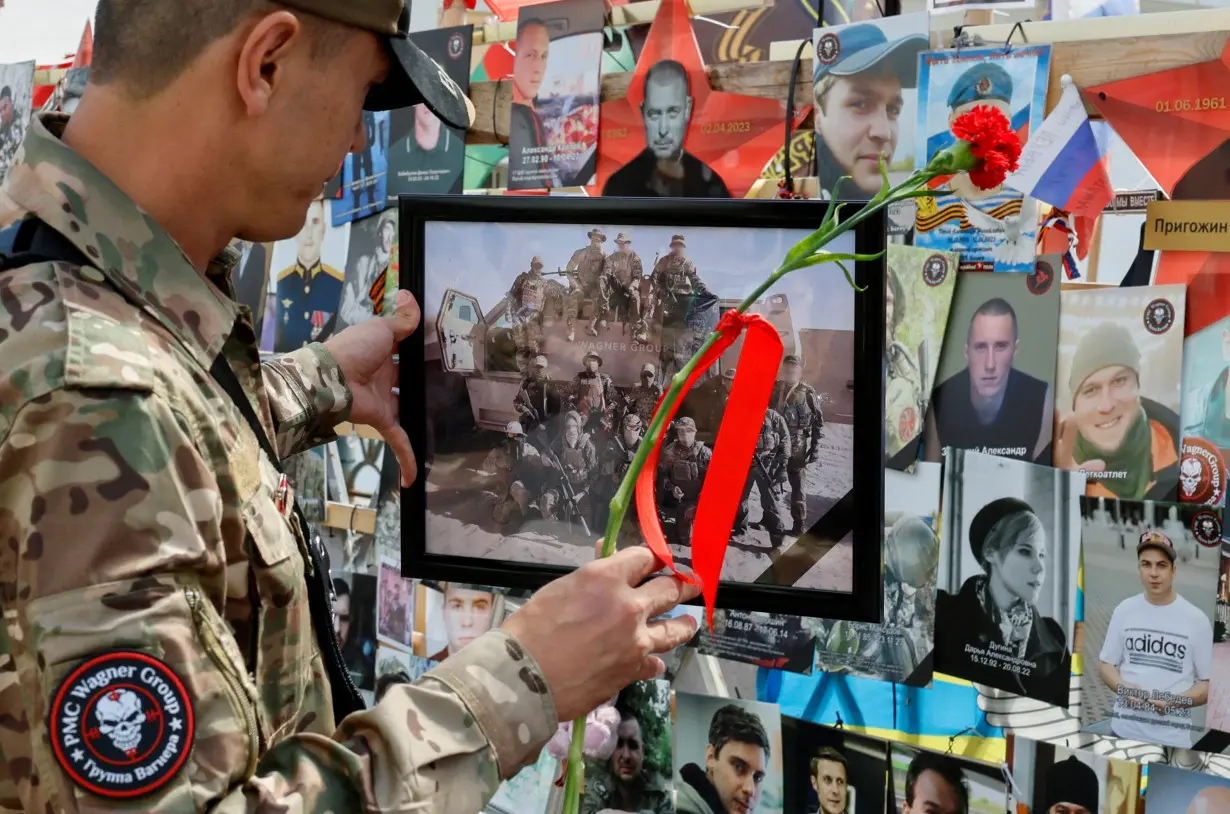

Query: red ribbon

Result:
[635,310,785,629]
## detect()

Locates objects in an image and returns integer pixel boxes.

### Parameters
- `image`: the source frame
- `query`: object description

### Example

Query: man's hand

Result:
[502,542,700,721]
[323,290,421,487]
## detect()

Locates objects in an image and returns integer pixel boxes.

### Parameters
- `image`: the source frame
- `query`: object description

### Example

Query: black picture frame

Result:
[399,194,885,622]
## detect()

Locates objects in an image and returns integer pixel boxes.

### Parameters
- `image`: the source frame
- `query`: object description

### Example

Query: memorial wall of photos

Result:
[11,0,1230,810]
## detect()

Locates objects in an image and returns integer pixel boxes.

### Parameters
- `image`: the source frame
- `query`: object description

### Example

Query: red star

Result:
[595,0,808,198]
[107,690,122,702]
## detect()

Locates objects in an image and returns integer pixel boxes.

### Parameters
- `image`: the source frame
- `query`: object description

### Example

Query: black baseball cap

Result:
[279,0,474,129]
[1138,529,1176,563]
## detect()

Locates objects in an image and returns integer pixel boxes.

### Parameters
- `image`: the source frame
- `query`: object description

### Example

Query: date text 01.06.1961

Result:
[1155,96,1227,113]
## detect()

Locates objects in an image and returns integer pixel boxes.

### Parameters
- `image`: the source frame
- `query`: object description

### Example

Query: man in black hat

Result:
[1098,528,1212,748]
[602,60,731,198]
[1041,756,1098,814]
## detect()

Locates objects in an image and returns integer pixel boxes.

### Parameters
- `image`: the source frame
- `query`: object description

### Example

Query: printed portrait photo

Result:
[887,744,1007,814]
[884,245,959,469]
[508,0,604,190]
[912,45,1051,273]
[935,449,1084,706]
[1080,496,1220,749]
[387,26,471,198]
[337,210,398,333]
[1180,313,1230,508]
[417,581,508,662]
[783,719,889,814]
[673,692,784,814]
[376,556,416,651]
[582,680,673,814]
[227,239,275,347]
[330,110,391,226]
[1054,285,1187,502]
[1006,734,1141,814]
[811,14,929,201]
[1140,763,1230,814]
[331,572,377,694]
[0,61,35,186]
[924,260,1061,466]
[813,462,941,686]
[268,197,352,353]
[373,645,436,704]
[422,221,859,589]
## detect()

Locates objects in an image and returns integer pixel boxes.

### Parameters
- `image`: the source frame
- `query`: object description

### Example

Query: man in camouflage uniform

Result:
[596,412,645,538]
[565,227,607,339]
[509,255,550,370]
[627,362,664,426]
[771,354,825,535]
[514,355,565,442]
[570,351,620,432]
[581,697,672,814]
[599,232,645,339]
[647,235,712,383]
[483,421,543,526]
[0,3,701,811]
[735,407,790,547]
[884,265,924,462]
[541,410,598,532]
[658,417,713,546]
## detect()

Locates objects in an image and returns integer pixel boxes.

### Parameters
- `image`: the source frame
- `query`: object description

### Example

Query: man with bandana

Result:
[658,417,713,546]
[1054,321,1181,501]
[771,355,824,535]
[274,197,346,351]
[571,351,620,432]
[599,233,646,339]
[566,227,609,340]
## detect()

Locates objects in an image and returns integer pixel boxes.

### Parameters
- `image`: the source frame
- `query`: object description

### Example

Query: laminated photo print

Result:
[783,718,890,814]
[331,572,378,696]
[375,556,416,652]
[672,606,819,674]
[813,462,942,687]
[673,692,784,814]
[923,257,1061,466]
[227,240,275,347]
[1142,763,1230,812]
[373,645,436,704]
[811,13,929,202]
[581,680,673,814]
[886,744,1007,813]
[912,45,1052,273]
[1079,496,1220,750]
[507,0,604,190]
[1055,285,1187,502]
[329,110,392,226]
[884,244,959,469]
[337,210,398,333]
[1006,735,1141,814]
[1178,269,1230,508]
[415,581,509,662]
[268,197,352,353]
[0,61,35,185]
[387,26,472,198]
[935,449,1085,706]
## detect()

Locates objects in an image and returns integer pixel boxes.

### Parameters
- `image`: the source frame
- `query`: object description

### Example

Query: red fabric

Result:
[635,310,784,628]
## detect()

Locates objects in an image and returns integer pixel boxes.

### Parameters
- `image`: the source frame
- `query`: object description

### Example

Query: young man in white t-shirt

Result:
[1098,530,1213,747]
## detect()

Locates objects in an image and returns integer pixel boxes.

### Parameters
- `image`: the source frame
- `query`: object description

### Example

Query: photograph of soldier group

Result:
[429,221,848,583]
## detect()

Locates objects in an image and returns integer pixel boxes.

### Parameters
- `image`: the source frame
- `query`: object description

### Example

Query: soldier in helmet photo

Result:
[772,355,825,536]
[484,420,544,528]
[648,234,716,384]
[658,417,713,546]
[540,410,599,535]
[597,412,647,545]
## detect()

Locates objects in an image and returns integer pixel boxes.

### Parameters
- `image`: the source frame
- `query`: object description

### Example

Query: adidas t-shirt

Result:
[1099,593,1213,747]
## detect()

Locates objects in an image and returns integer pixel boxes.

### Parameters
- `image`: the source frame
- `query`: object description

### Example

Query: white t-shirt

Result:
[1099,593,1213,747]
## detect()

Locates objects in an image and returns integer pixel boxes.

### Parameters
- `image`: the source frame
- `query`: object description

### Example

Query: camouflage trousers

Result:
[736,463,786,534]
[512,314,545,372]
[787,457,809,523]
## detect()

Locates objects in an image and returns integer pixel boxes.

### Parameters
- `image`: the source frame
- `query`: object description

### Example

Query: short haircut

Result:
[708,704,770,759]
[517,18,550,42]
[814,62,899,115]
[967,297,1018,342]
[332,577,351,598]
[810,746,848,780]
[645,59,690,96]
[981,510,1045,572]
[92,0,352,99]
[0,86,10,100]
[905,751,969,813]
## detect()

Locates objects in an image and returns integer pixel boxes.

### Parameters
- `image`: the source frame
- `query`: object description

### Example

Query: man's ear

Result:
[704,743,717,771]
[236,10,305,116]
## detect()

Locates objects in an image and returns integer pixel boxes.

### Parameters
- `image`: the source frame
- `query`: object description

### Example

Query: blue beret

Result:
[946,61,1013,110]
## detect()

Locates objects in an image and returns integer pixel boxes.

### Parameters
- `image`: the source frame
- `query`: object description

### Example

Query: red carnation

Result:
[949,104,1022,190]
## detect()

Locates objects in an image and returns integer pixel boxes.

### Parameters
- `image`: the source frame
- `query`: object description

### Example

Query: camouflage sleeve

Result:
[0,389,556,814]
[263,342,353,459]
[580,773,605,814]
[809,390,825,436]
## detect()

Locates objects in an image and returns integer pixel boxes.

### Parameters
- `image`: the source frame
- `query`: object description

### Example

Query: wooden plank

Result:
[335,422,386,441]
[951,7,1230,46]
[323,501,377,535]
[467,57,810,144]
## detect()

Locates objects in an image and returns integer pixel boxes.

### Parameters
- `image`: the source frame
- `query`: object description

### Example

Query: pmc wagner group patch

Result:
[49,650,195,799]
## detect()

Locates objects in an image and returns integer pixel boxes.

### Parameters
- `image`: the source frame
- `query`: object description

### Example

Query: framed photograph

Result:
[399,195,886,620]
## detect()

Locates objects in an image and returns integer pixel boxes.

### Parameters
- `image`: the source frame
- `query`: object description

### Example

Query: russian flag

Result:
[1007,75,1113,219]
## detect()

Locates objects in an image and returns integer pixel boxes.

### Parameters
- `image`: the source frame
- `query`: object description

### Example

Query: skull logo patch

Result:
[49,650,195,799]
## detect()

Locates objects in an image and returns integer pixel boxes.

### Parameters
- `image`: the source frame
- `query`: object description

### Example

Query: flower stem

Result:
[560,719,587,814]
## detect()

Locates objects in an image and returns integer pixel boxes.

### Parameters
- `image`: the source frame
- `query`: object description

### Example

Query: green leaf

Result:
[835,259,866,292]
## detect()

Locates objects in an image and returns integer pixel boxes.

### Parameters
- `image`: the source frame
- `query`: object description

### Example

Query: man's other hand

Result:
[502,543,700,721]
[323,290,421,487]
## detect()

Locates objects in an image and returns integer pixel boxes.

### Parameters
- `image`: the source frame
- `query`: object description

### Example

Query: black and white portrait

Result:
[934,448,1084,706]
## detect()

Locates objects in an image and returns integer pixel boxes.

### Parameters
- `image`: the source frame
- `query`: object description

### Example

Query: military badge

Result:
[1027,260,1054,295]
[1143,297,1175,334]
[898,405,918,442]
[1180,438,1227,506]
[817,33,841,67]
[49,650,195,800]
[448,32,465,60]
[922,254,948,287]
[1192,509,1223,547]
[975,76,993,98]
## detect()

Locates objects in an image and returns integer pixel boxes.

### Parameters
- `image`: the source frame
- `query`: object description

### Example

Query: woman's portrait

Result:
[934,449,1084,706]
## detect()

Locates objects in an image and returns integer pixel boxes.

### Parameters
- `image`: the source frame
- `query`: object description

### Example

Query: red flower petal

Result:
[950,105,1021,190]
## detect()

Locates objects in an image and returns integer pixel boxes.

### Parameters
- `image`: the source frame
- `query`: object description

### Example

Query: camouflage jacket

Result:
[0,115,556,812]
[771,380,824,457]
[581,763,672,814]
